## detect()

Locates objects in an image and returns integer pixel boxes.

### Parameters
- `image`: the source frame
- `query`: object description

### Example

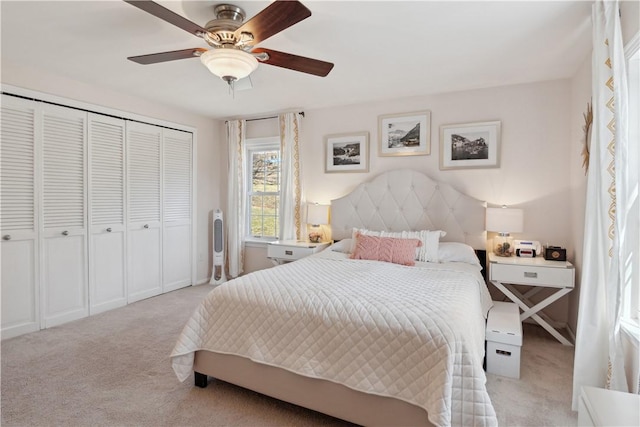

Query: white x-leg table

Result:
[488,253,575,346]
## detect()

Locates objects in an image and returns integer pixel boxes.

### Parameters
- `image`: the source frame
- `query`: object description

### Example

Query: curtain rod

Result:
[226,111,304,123]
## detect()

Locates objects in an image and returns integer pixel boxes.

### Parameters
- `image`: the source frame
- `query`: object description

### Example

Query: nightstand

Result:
[267,240,330,265]
[488,252,575,346]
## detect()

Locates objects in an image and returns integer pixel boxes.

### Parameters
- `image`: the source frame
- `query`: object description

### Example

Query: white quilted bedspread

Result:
[171,250,497,427]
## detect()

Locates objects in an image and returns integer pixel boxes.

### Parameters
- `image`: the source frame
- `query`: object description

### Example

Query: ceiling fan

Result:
[124,0,334,87]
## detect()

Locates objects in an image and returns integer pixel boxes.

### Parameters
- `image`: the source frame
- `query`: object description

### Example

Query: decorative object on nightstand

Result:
[486,206,523,257]
[488,252,575,346]
[306,203,329,243]
[267,240,330,265]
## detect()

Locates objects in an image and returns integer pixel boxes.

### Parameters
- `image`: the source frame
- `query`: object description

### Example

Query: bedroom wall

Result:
[0,63,223,285]
[243,78,577,326]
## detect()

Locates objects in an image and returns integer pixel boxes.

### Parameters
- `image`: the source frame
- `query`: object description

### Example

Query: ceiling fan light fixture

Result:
[200,49,258,81]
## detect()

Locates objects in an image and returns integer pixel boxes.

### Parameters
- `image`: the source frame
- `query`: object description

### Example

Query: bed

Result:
[171,170,497,426]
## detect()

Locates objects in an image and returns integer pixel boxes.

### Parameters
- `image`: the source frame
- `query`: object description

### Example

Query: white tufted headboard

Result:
[331,170,487,250]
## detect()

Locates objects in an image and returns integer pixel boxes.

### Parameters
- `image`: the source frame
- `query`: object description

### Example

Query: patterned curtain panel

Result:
[226,119,246,279]
[278,112,304,241]
[572,0,632,409]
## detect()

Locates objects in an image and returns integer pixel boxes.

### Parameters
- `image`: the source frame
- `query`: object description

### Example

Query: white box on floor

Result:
[486,301,523,379]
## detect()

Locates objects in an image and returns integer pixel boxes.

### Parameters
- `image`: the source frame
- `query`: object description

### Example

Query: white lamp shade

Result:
[486,207,524,233]
[307,203,329,226]
[200,49,258,81]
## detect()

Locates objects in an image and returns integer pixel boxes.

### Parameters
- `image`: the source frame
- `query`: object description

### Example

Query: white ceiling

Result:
[1,1,592,120]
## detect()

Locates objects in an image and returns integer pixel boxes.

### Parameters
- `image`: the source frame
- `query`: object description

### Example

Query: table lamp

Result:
[486,206,524,257]
[306,203,329,243]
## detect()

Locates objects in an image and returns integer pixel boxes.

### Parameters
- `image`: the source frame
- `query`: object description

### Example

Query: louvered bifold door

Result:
[41,104,88,328]
[127,121,162,303]
[1,95,40,339]
[162,129,193,292]
[88,114,127,314]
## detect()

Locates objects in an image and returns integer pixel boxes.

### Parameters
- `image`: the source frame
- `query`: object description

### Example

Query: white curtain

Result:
[278,112,304,241]
[572,0,631,409]
[226,120,246,279]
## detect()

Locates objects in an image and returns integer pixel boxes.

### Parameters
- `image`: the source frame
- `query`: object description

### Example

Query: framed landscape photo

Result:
[324,132,369,173]
[439,121,501,170]
[378,111,431,157]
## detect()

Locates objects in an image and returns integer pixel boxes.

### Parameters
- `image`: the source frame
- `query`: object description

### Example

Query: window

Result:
[245,137,280,240]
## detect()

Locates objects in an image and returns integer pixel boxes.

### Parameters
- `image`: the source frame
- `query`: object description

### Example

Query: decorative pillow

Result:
[350,228,446,262]
[330,239,352,253]
[350,233,422,266]
[438,242,481,267]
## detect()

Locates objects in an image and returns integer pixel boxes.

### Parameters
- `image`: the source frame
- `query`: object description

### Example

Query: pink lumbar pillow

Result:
[350,232,422,266]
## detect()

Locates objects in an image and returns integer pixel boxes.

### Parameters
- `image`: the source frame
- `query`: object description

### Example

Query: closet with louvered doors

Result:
[1,91,195,338]
[40,104,89,328]
[88,114,127,314]
[163,129,193,292]
[127,121,162,303]
[0,96,40,339]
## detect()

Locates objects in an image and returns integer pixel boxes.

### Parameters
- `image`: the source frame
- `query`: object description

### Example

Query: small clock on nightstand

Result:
[267,240,330,265]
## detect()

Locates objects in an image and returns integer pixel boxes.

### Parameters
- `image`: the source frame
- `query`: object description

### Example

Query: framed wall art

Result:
[439,121,501,170]
[378,111,431,157]
[324,132,369,173]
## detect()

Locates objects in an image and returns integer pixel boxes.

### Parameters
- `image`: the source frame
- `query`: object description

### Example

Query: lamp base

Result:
[308,227,323,243]
[493,235,514,257]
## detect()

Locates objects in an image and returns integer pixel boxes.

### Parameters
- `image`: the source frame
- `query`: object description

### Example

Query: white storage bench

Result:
[486,301,523,379]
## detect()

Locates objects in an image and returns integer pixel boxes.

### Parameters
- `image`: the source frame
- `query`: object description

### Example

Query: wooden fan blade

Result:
[124,1,208,37]
[252,48,333,77]
[128,48,207,65]
[235,0,311,46]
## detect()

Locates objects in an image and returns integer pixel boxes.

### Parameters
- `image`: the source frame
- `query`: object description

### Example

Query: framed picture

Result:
[378,111,431,157]
[439,121,501,170]
[324,132,369,173]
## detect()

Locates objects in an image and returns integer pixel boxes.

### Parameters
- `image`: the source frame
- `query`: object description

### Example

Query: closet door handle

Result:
[143,224,149,229]
[62,230,69,236]
[106,227,112,233]
[3,235,11,241]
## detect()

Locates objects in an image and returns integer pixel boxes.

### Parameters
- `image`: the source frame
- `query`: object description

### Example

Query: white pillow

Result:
[349,228,446,262]
[438,242,481,267]
[330,239,352,253]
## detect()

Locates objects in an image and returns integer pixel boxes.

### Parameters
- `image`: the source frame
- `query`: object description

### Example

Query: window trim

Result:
[244,136,281,242]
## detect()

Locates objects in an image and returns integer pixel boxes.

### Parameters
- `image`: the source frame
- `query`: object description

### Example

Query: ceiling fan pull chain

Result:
[228,79,235,99]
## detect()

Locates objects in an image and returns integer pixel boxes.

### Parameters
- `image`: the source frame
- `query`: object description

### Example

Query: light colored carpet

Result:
[1,284,577,426]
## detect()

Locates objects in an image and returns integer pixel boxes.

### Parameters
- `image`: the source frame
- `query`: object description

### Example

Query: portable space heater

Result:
[210,209,226,285]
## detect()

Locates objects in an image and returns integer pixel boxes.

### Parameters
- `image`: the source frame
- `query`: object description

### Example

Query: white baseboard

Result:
[523,318,567,329]
[566,324,577,343]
